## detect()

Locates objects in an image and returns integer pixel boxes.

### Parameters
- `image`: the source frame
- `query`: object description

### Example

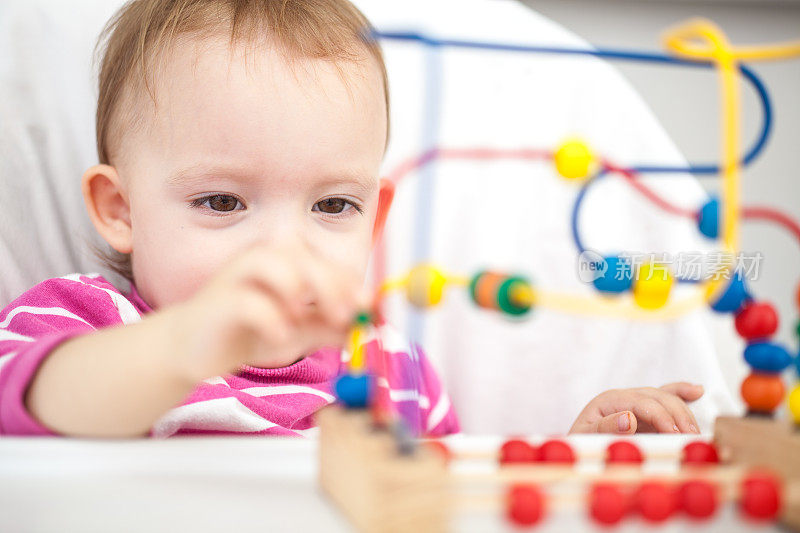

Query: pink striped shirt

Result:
[0,274,459,438]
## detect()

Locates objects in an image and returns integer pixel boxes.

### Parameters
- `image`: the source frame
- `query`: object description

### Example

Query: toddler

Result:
[0,0,703,438]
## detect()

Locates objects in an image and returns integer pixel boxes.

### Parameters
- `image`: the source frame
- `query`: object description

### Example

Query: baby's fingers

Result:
[221,246,311,321]
[644,388,700,433]
[660,382,704,402]
[301,259,366,328]
[630,397,681,433]
[596,411,637,434]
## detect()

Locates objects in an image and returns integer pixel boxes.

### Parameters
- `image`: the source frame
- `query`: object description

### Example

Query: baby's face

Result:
[116,37,388,309]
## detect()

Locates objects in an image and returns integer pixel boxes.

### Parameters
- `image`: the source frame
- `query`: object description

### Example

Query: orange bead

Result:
[741,373,785,413]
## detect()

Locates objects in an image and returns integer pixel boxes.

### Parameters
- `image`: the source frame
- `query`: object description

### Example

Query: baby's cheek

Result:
[315,228,372,279]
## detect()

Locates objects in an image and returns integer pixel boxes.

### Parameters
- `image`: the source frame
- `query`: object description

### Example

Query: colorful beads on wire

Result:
[469,271,534,316]
[698,197,720,239]
[682,441,720,465]
[592,255,633,294]
[506,483,546,526]
[606,441,644,465]
[334,373,372,409]
[741,373,785,414]
[735,301,779,340]
[743,342,792,373]
[405,264,448,309]
[709,269,750,313]
[741,472,782,521]
[554,138,596,181]
[787,384,800,425]
[632,262,673,309]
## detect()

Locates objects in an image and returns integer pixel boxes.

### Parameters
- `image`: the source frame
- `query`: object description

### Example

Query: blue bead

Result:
[698,197,719,239]
[592,255,633,294]
[744,342,792,373]
[710,270,750,313]
[334,374,371,408]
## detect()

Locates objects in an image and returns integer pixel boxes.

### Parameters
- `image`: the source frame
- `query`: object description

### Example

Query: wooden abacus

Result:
[317,404,795,532]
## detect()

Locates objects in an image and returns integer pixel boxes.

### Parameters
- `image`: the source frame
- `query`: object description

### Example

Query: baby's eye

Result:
[190,194,245,213]
[313,198,362,216]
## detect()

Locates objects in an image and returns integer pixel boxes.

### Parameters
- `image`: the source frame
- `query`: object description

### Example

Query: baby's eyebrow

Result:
[166,165,252,187]
[314,175,378,197]
[166,164,378,196]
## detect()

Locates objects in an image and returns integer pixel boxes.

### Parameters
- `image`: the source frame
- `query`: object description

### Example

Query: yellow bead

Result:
[788,384,800,425]
[405,264,447,309]
[554,138,596,181]
[633,262,673,309]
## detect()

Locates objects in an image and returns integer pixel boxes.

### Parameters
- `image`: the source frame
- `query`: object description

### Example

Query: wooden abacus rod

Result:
[425,437,722,466]
[453,464,754,486]
[452,471,791,527]
[451,447,687,462]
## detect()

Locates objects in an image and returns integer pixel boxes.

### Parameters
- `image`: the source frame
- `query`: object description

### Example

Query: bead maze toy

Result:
[318,19,800,532]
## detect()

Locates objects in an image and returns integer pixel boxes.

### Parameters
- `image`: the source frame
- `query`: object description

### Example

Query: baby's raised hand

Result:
[569,382,704,434]
[169,244,366,384]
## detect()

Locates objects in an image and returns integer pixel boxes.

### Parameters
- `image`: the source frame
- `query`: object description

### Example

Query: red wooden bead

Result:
[606,441,644,465]
[735,301,779,340]
[499,439,539,465]
[682,441,719,465]
[425,440,452,464]
[589,483,628,525]
[679,480,717,520]
[636,481,676,522]
[538,439,576,464]
[741,471,782,521]
[506,483,545,526]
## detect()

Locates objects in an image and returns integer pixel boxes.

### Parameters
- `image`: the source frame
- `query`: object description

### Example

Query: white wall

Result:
[519,0,800,348]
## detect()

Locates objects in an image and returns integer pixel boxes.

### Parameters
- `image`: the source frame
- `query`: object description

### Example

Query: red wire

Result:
[386,147,553,185]
[742,206,800,248]
[603,162,698,219]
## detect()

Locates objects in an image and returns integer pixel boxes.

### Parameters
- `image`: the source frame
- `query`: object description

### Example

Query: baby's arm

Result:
[569,382,704,434]
[25,305,199,437]
[19,244,362,438]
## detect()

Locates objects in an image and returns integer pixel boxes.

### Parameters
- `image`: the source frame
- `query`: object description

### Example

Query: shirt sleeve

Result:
[0,275,137,435]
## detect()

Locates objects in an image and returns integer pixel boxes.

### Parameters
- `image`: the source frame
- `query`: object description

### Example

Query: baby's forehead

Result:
[114,34,387,172]
[116,34,388,185]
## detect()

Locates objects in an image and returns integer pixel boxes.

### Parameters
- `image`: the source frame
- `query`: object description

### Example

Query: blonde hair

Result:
[93,0,389,280]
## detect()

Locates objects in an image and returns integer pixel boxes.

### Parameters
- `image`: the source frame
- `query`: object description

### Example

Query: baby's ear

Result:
[371,178,395,246]
[82,164,132,254]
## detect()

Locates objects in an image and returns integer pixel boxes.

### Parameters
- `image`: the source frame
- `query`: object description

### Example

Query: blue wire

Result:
[372,31,773,176]
[570,170,605,256]
[571,170,704,284]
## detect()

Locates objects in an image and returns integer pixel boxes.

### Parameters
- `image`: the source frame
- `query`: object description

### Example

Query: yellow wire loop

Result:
[663,19,800,255]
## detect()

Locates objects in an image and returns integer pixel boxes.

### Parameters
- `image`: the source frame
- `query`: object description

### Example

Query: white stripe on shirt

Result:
[427,393,452,433]
[151,397,277,438]
[59,274,142,325]
[0,306,95,330]
[0,330,33,343]
[239,385,336,403]
[0,352,18,375]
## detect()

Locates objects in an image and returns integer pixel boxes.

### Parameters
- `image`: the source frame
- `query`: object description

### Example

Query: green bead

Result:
[795,319,800,339]
[354,311,371,326]
[497,277,533,316]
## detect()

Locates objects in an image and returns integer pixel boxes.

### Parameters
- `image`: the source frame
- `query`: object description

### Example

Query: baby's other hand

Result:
[569,382,704,435]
